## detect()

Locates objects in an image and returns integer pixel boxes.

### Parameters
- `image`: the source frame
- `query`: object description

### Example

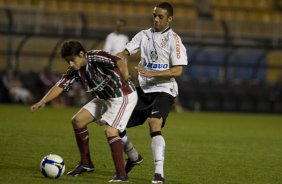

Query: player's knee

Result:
[104,126,119,138]
[71,116,83,128]
[149,118,163,132]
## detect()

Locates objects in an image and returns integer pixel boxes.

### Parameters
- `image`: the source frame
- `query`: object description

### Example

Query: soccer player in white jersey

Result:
[117,2,188,183]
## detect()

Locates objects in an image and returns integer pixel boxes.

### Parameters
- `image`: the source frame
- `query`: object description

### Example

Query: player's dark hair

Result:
[156,2,173,16]
[60,41,86,58]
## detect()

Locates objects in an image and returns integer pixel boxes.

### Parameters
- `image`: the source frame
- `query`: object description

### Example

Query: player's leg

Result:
[119,87,154,174]
[149,93,174,183]
[67,99,101,176]
[104,125,128,182]
[119,109,147,174]
[149,117,165,183]
[100,92,137,182]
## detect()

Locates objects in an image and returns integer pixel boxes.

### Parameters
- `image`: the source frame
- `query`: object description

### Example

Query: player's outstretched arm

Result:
[30,85,63,112]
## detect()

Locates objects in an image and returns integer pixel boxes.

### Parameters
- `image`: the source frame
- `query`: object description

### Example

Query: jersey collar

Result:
[161,26,171,34]
[151,27,171,34]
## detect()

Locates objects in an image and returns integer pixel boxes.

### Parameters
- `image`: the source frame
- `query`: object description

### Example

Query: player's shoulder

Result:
[166,29,184,44]
[87,50,101,56]
[86,50,107,60]
[166,28,180,38]
[87,50,117,61]
[144,28,153,33]
[139,28,153,35]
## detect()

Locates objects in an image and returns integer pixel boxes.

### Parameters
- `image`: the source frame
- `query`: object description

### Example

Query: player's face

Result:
[152,7,172,32]
[65,51,86,70]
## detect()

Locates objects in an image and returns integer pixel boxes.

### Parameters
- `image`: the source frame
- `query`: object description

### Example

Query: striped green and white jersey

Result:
[56,50,135,99]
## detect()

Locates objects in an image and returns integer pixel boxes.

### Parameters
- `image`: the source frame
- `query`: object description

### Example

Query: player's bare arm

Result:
[116,49,130,60]
[30,86,63,112]
[135,65,183,78]
[116,59,130,82]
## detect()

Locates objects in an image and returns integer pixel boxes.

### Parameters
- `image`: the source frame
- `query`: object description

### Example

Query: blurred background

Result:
[0,0,281,113]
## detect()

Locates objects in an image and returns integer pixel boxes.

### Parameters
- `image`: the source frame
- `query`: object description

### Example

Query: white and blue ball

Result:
[40,154,65,179]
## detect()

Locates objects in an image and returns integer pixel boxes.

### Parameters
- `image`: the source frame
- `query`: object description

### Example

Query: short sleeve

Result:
[56,67,78,91]
[170,33,188,66]
[125,31,143,55]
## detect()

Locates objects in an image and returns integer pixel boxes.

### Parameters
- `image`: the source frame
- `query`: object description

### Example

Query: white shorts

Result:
[83,91,137,132]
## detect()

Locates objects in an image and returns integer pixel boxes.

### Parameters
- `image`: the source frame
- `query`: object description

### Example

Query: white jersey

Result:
[103,32,129,55]
[125,27,188,97]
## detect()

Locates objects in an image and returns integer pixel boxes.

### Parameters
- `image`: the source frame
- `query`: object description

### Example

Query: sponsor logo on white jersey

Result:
[143,61,168,69]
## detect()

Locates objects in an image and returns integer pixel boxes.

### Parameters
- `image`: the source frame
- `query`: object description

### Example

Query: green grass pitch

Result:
[0,104,282,184]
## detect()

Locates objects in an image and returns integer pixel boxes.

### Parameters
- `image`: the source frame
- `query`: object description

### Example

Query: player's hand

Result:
[30,102,46,112]
[135,65,153,77]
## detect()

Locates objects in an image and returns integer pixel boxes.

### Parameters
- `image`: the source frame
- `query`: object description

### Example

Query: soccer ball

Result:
[40,154,65,179]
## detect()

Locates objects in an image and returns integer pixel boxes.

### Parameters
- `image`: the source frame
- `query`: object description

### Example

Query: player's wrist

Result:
[168,70,173,77]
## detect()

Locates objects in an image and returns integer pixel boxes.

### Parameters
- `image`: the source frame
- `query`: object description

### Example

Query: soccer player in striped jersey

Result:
[117,2,188,183]
[31,41,137,182]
